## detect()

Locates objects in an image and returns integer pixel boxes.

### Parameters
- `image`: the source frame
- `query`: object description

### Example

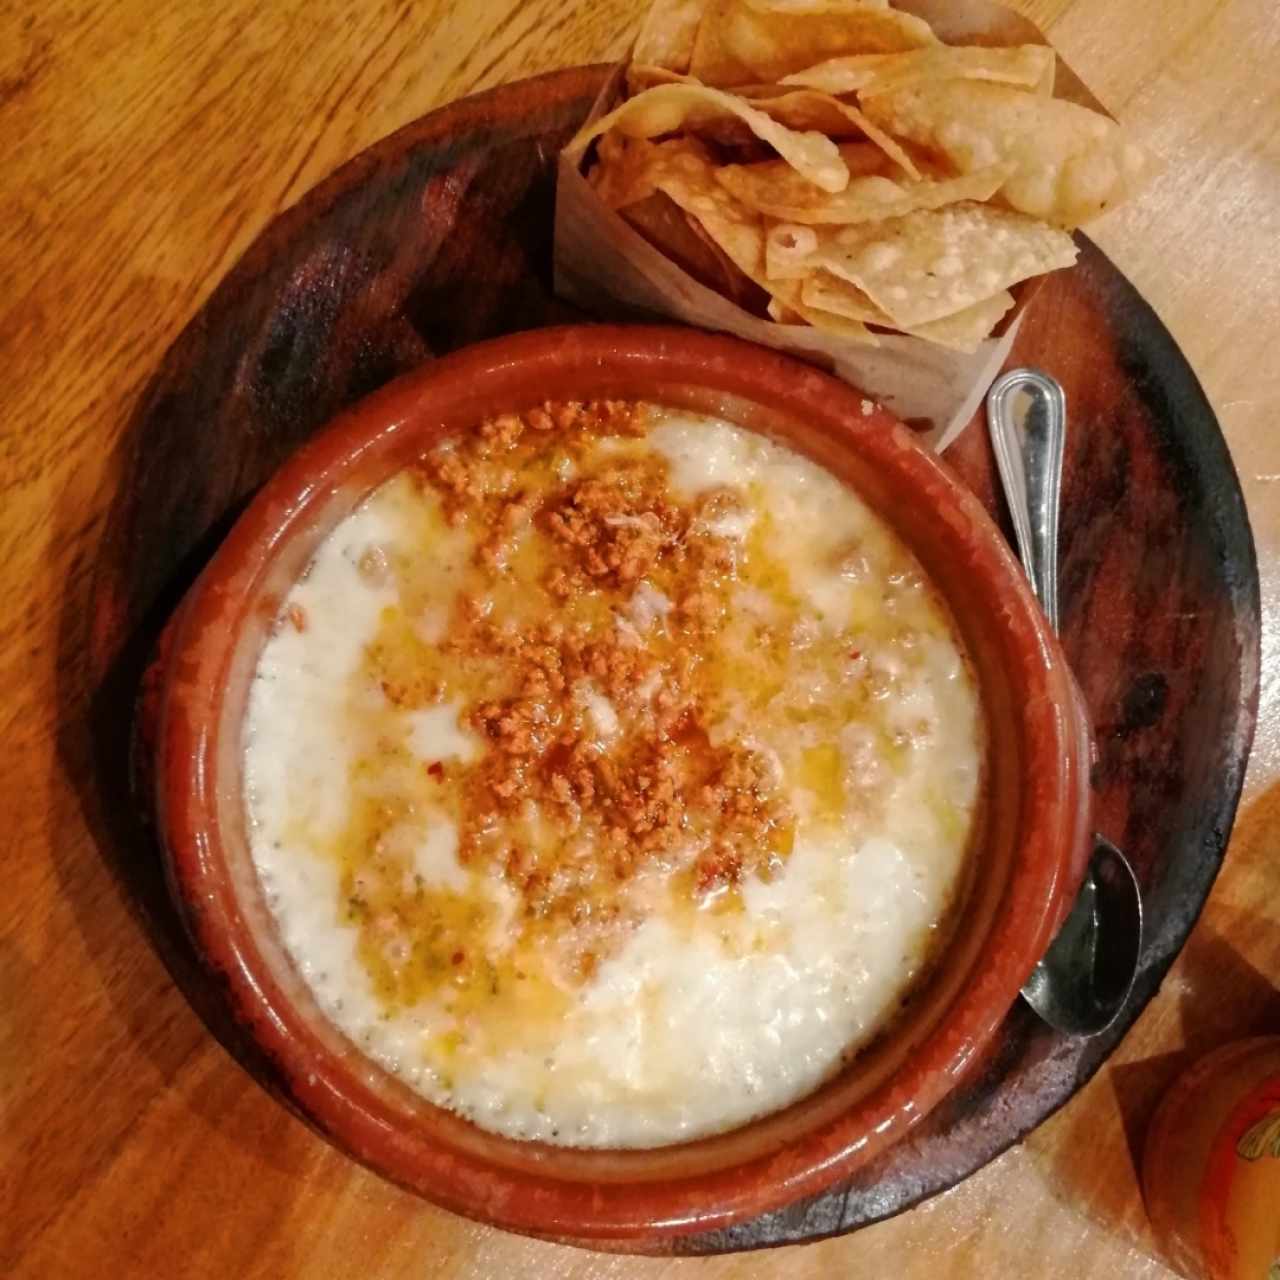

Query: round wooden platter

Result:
[87,66,1260,1255]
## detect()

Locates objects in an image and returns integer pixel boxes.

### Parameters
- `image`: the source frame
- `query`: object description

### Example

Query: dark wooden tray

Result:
[86,65,1260,1255]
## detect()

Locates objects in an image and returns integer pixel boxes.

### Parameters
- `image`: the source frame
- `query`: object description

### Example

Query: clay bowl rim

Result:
[153,323,1092,1243]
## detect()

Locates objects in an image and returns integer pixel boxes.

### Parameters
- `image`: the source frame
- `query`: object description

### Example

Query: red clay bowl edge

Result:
[153,324,1093,1242]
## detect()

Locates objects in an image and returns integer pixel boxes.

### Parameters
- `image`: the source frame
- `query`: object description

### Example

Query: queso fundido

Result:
[243,398,984,1149]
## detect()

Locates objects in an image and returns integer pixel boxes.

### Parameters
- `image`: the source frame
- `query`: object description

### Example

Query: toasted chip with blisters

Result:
[902,291,1016,350]
[711,139,890,201]
[718,158,1007,223]
[589,133,721,209]
[654,152,769,276]
[764,287,883,344]
[589,134,661,208]
[863,80,1148,226]
[798,305,877,339]
[689,0,937,87]
[766,201,1077,326]
[798,269,890,321]
[740,89,920,177]
[651,148,878,342]
[764,222,823,280]
[571,82,851,192]
[627,63,698,93]
[801,270,1015,350]
[622,190,766,309]
[781,44,1055,98]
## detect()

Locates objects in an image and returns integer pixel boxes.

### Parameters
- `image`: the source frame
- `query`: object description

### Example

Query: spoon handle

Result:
[986,368,1067,631]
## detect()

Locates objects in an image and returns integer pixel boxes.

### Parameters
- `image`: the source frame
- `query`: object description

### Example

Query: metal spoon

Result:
[986,368,1143,1036]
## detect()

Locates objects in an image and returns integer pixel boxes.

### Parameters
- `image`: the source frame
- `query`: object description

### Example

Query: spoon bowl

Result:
[1021,836,1143,1035]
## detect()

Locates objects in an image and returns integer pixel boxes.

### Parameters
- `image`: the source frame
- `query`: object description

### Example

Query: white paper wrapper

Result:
[554,0,1111,452]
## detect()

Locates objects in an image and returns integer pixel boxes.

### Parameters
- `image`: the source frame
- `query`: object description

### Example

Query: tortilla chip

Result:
[590,134,658,208]
[781,44,1056,98]
[710,138,889,198]
[632,0,710,76]
[787,299,878,339]
[743,90,921,177]
[801,270,1015,350]
[621,190,767,310]
[765,201,1077,326]
[589,133,721,209]
[799,269,890,322]
[651,153,766,271]
[863,80,1149,226]
[717,159,1007,222]
[765,291,876,340]
[764,222,822,280]
[904,291,1016,351]
[627,63,695,93]
[689,0,937,87]
[571,82,851,192]
[648,148,877,343]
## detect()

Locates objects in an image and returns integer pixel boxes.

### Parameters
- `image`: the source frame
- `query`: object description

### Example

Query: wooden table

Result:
[3,1,1277,1275]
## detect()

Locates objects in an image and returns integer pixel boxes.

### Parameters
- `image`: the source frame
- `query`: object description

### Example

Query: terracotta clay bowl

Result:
[153,324,1093,1244]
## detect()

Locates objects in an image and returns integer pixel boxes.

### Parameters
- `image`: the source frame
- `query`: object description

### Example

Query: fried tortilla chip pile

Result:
[575,0,1149,351]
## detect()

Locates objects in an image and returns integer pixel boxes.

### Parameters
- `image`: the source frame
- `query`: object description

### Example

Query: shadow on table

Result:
[1038,781,1280,1260]
[44,431,322,1179]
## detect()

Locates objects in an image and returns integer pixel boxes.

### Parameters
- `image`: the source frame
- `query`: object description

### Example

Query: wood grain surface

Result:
[2,1,1279,1277]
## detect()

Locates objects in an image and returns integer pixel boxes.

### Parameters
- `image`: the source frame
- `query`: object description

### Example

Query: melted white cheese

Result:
[244,410,983,1148]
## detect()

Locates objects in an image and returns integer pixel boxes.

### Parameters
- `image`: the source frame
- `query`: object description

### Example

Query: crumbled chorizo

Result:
[400,400,795,981]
